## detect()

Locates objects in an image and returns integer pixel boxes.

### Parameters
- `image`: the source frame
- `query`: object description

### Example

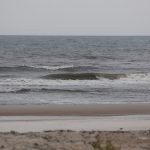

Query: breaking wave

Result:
[0,65,98,73]
[0,88,88,94]
[0,65,75,72]
[41,72,127,80]
[0,73,150,88]
[1,73,150,95]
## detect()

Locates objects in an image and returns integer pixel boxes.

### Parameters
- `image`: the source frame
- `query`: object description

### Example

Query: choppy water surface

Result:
[0,36,150,104]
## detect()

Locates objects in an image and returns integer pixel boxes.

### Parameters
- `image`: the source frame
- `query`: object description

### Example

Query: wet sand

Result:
[0,103,150,116]
[0,116,150,132]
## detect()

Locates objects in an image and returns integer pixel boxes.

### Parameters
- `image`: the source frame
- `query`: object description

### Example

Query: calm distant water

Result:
[0,36,150,105]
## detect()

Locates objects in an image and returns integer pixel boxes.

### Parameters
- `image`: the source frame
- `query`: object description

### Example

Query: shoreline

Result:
[0,103,150,116]
[0,104,150,149]
[0,116,150,132]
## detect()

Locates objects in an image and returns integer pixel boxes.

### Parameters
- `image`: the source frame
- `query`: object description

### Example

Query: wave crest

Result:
[0,65,93,72]
[0,88,88,94]
[42,72,127,80]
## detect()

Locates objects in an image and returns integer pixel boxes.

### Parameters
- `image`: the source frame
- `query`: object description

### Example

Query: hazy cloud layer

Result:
[0,0,150,35]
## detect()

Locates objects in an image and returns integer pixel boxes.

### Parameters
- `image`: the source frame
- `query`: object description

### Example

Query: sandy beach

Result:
[0,103,150,149]
[0,130,150,150]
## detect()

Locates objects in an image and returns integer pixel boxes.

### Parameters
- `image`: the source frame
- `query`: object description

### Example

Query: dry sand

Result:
[0,130,150,150]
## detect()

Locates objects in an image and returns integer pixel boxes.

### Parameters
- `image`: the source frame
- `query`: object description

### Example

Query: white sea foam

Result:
[31,65,74,70]
[112,73,150,85]
[0,73,150,86]
[0,78,101,87]
[127,73,150,81]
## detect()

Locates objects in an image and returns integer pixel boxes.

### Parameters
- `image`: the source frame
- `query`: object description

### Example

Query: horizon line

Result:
[0,34,150,37]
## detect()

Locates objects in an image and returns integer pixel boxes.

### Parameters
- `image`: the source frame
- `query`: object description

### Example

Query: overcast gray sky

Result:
[0,0,150,35]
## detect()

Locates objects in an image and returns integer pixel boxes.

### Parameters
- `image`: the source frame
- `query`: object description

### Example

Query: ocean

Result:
[0,36,150,105]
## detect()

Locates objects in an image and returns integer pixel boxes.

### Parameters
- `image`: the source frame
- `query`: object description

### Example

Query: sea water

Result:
[0,36,150,105]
